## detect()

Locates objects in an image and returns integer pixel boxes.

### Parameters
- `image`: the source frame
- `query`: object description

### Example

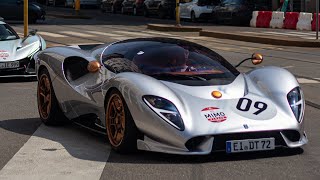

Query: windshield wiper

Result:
[151,73,207,81]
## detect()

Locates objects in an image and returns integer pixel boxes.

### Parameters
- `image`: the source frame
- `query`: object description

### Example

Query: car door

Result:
[179,0,188,17]
[0,0,23,20]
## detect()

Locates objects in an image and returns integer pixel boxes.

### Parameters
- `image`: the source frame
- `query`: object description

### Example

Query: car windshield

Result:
[101,38,239,86]
[0,24,19,41]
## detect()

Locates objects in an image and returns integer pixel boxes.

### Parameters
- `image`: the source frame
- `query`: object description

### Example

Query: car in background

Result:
[0,0,46,24]
[179,0,219,22]
[212,0,270,25]
[143,0,176,18]
[121,0,145,15]
[101,0,125,13]
[0,19,46,77]
[62,0,101,8]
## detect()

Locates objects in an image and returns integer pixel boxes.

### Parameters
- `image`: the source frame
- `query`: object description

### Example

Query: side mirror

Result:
[87,61,101,73]
[235,53,263,68]
[251,53,263,65]
[29,29,38,36]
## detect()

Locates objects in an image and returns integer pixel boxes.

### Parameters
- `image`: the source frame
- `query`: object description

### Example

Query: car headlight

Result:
[143,95,184,131]
[287,87,304,123]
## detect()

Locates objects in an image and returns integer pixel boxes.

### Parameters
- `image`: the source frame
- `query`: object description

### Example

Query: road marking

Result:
[281,66,294,69]
[59,31,96,37]
[0,124,111,180]
[113,30,153,37]
[37,32,68,38]
[85,31,123,37]
[262,31,310,37]
[287,31,316,36]
[297,78,320,84]
[112,36,131,41]
[142,31,176,36]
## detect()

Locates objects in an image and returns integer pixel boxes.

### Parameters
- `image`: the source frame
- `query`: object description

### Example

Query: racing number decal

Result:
[236,98,268,115]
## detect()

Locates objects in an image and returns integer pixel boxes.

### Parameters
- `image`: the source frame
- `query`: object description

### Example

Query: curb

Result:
[47,13,92,19]
[199,30,320,47]
[147,24,202,32]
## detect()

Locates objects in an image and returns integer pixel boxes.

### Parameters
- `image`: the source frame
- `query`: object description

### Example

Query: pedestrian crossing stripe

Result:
[0,124,110,180]
[113,30,154,37]
[38,32,68,38]
[59,31,96,37]
[85,31,123,37]
[297,78,320,84]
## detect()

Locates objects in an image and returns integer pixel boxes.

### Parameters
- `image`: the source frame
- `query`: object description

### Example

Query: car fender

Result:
[246,66,301,117]
[102,72,189,147]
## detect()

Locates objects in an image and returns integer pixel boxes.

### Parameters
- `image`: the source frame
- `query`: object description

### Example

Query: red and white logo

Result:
[0,50,9,59]
[201,107,227,123]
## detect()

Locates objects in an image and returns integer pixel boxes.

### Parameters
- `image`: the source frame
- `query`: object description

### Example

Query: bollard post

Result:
[316,0,319,40]
[175,0,181,27]
[75,0,81,15]
[24,0,28,37]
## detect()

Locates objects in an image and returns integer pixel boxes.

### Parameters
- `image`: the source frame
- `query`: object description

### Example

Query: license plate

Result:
[0,61,19,69]
[226,138,275,153]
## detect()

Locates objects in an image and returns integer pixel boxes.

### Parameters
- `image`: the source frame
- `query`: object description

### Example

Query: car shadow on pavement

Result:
[0,77,37,83]
[0,117,304,164]
[107,147,304,164]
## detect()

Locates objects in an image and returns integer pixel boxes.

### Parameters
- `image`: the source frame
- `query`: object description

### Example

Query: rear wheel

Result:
[143,6,149,17]
[37,68,67,126]
[105,89,138,153]
[158,6,166,19]
[29,13,37,24]
[133,6,137,16]
[191,11,197,22]
[121,6,125,14]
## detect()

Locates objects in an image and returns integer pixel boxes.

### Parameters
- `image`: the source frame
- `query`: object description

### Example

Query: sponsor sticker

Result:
[0,50,9,59]
[201,107,227,122]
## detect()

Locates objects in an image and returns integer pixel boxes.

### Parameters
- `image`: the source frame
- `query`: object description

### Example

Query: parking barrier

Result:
[283,12,300,29]
[270,11,285,29]
[312,13,320,31]
[250,11,259,27]
[256,11,272,28]
[297,12,313,31]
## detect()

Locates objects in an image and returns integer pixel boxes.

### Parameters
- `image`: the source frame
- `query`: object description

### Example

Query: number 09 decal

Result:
[236,98,268,115]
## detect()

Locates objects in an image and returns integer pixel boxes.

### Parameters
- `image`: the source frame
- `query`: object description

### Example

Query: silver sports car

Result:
[35,37,307,155]
[0,18,46,77]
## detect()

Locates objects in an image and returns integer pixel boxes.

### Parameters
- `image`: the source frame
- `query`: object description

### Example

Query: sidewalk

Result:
[198,26,320,47]
[43,7,320,47]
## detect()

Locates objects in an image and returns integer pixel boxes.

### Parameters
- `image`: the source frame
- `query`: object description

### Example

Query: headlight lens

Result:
[143,95,184,131]
[287,87,304,123]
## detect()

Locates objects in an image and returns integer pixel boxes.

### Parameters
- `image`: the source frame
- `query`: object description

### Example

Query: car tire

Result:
[101,4,106,13]
[29,13,37,24]
[133,6,137,16]
[111,5,116,13]
[143,6,149,17]
[105,89,138,153]
[191,11,197,22]
[121,6,125,14]
[37,68,68,126]
[158,6,166,19]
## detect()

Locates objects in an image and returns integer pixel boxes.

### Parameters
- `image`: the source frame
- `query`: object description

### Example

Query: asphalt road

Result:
[0,11,320,179]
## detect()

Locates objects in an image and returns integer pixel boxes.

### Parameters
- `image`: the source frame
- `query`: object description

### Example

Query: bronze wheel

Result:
[37,68,67,125]
[105,89,138,153]
[38,74,52,120]
[106,93,125,147]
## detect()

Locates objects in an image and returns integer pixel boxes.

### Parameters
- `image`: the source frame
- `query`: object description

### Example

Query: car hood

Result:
[160,73,292,135]
[0,36,41,62]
